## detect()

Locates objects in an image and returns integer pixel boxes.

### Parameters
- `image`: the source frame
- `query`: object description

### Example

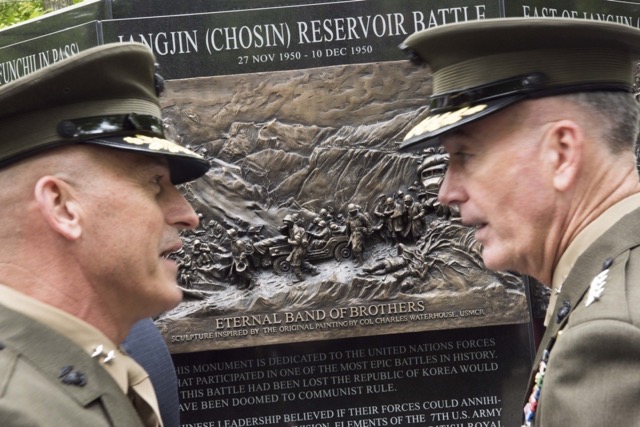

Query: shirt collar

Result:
[546,192,640,325]
[0,284,129,392]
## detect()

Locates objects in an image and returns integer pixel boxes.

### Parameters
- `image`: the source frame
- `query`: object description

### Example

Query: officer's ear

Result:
[34,176,83,240]
[545,119,583,193]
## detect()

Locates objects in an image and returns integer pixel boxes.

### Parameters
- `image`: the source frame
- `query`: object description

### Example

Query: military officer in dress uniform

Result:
[0,43,209,426]
[399,18,640,426]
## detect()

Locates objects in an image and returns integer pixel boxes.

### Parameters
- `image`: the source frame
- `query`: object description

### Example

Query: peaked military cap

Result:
[0,42,209,184]
[399,18,640,151]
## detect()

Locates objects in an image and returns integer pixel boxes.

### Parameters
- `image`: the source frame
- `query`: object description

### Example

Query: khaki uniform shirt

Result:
[526,194,640,426]
[546,193,640,325]
[0,285,162,426]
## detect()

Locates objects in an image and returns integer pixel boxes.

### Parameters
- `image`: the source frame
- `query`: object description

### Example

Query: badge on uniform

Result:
[59,365,87,387]
[522,346,551,426]
[585,258,612,307]
[91,344,116,364]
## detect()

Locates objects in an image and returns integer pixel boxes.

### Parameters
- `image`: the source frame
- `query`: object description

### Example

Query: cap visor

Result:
[83,135,210,184]
[399,95,523,152]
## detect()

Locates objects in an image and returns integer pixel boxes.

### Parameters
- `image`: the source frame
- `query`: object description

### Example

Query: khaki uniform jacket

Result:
[527,207,640,426]
[0,304,144,427]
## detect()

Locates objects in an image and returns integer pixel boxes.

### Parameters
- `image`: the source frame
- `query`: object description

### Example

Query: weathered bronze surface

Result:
[157,60,535,352]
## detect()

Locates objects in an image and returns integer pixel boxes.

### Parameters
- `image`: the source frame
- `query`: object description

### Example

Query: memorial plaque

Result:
[0,22,98,86]
[142,10,537,417]
[504,0,640,21]
[173,324,532,426]
[9,1,640,426]
[101,0,500,79]
[96,3,534,426]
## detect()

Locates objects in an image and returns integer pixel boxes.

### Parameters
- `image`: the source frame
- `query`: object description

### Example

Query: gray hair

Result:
[562,91,640,153]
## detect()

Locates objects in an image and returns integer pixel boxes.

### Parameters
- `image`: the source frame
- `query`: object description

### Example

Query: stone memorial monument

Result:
[3,0,639,425]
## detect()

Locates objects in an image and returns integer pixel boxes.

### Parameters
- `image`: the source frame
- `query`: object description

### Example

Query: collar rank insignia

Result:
[585,258,612,307]
[91,344,116,364]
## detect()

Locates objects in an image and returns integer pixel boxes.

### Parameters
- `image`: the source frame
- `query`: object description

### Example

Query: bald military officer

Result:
[0,43,209,426]
[399,18,640,426]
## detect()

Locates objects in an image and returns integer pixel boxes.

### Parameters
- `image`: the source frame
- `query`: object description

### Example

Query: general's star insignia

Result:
[585,269,608,307]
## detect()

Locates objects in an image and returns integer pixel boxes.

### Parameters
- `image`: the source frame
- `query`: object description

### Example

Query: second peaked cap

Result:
[399,18,640,151]
[0,42,209,184]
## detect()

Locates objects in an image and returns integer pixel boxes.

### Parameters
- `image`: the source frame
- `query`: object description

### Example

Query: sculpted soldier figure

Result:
[362,253,407,276]
[382,197,403,240]
[402,194,426,240]
[345,203,372,264]
[307,215,322,234]
[308,220,331,250]
[192,239,214,268]
[176,250,195,288]
[0,43,209,425]
[318,207,335,225]
[399,18,640,426]
[227,228,256,289]
[282,214,316,282]
[372,194,391,240]
[372,194,387,220]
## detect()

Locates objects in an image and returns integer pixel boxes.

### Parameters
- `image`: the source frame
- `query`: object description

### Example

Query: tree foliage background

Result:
[0,0,84,29]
